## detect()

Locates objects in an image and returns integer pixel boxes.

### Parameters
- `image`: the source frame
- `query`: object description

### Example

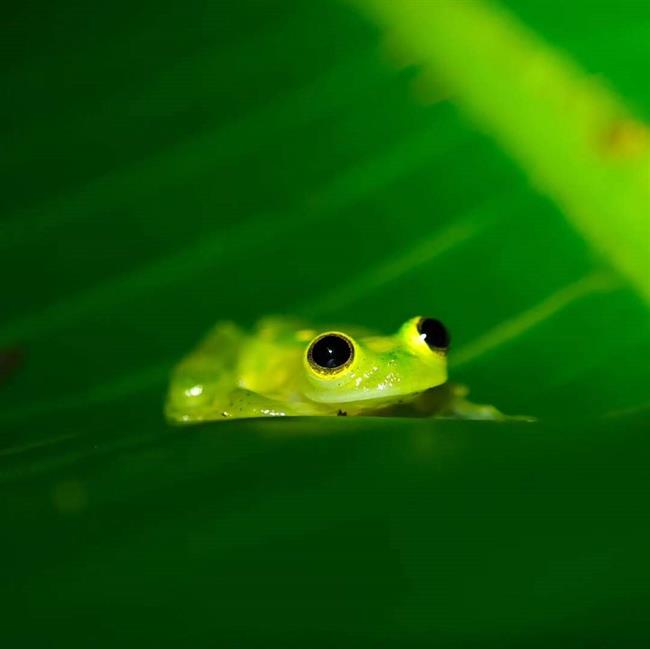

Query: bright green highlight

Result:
[354,0,650,301]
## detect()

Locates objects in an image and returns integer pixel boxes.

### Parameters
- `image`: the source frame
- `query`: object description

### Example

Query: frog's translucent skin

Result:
[165,316,505,423]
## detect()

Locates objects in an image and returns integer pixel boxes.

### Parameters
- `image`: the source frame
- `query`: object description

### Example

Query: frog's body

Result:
[165,316,504,423]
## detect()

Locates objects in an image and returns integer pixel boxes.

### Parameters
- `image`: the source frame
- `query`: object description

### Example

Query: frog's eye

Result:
[417,317,450,353]
[307,333,354,373]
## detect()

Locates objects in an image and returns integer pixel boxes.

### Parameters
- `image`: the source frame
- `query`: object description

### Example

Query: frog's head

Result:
[302,317,449,404]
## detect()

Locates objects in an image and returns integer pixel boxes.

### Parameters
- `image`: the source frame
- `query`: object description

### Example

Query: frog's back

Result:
[165,317,344,422]
[165,321,245,422]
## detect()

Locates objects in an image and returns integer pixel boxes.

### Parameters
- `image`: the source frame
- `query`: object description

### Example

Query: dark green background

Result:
[1,1,649,646]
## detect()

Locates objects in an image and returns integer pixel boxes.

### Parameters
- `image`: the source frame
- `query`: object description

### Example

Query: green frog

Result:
[165,316,507,423]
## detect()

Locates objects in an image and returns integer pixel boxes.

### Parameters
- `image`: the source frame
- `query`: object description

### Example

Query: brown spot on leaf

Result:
[0,346,24,384]
[599,117,650,159]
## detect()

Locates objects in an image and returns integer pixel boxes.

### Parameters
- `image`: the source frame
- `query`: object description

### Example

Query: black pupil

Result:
[417,318,450,350]
[310,335,352,369]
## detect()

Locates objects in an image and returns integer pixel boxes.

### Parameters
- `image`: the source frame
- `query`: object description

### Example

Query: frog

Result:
[165,315,508,423]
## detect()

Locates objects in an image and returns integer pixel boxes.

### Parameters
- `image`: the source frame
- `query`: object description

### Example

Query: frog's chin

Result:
[305,382,442,405]
[340,392,425,411]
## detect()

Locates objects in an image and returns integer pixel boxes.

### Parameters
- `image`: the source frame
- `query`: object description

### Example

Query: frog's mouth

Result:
[304,374,446,405]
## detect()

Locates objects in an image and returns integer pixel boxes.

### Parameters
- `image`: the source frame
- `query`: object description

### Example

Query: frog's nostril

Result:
[308,334,354,371]
[417,318,450,352]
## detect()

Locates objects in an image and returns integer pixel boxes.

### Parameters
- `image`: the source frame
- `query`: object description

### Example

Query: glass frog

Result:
[165,316,509,423]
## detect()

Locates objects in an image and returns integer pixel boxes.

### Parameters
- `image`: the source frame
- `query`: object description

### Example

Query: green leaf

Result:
[354,0,650,301]
[1,0,648,646]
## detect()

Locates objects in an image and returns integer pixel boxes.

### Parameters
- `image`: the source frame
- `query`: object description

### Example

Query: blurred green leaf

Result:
[355,0,650,301]
[1,0,649,646]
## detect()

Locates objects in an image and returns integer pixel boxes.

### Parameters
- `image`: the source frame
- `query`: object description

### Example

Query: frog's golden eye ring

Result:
[307,333,354,373]
[417,317,450,353]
